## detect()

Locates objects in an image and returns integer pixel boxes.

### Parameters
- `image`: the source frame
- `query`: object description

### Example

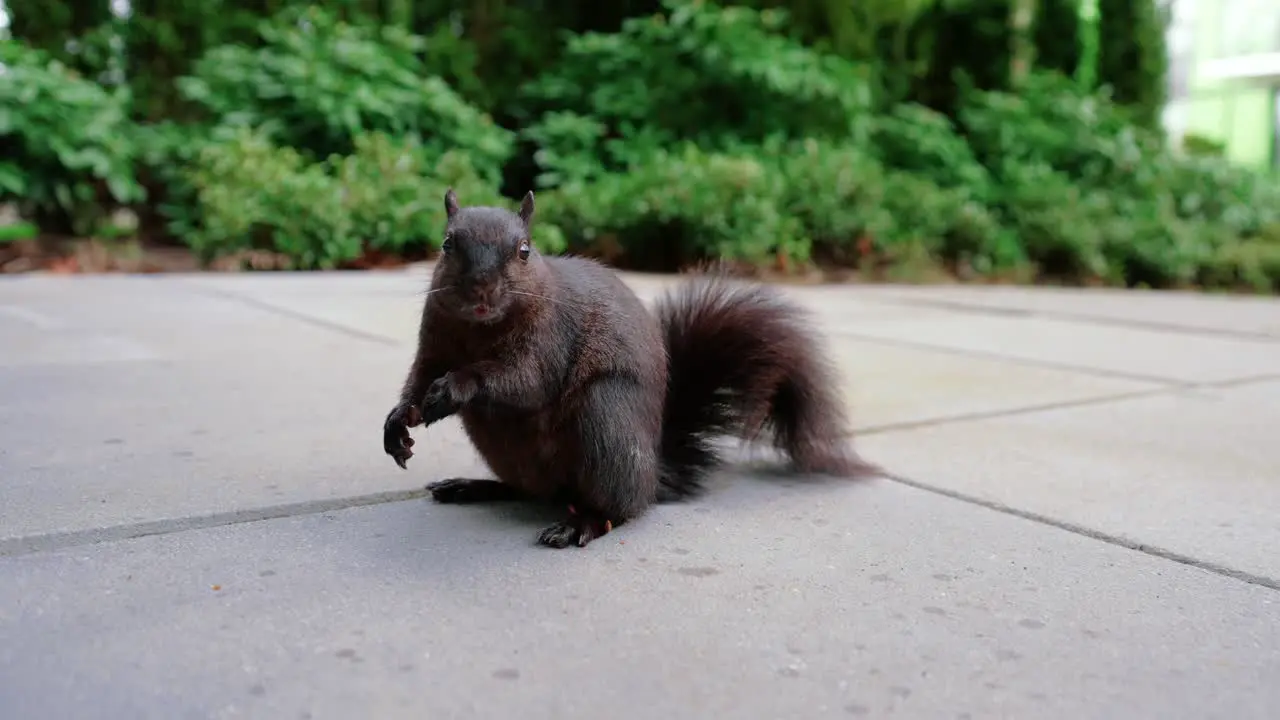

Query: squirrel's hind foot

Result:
[536,510,618,549]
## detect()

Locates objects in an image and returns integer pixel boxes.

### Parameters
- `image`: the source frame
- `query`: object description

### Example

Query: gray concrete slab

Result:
[863,379,1280,584]
[828,312,1280,384]
[174,273,1280,388]
[0,276,487,542]
[0,355,491,544]
[828,337,1161,431]
[0,359,473,541]
[0,274,1158,544]
[4,271,1279,718]
[177,269,943,345]
[166,272,1176,437]
[857,284,1280,338]
[2,480,1277,720]
[0,274,402,360]
[0,306,161,367]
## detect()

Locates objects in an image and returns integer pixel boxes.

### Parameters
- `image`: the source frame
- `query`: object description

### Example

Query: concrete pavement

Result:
[1,268,1278,719]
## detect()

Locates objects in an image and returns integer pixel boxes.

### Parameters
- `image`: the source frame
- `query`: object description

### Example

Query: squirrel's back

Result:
[541,254,667,387]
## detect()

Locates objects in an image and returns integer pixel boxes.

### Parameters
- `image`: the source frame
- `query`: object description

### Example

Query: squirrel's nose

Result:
[465,281,501,305]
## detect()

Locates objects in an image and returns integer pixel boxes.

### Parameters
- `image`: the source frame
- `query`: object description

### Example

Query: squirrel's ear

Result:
[518,191,535,225]
[444,188,459,219]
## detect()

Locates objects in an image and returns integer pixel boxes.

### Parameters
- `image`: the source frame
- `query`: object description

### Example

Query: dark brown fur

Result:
[383,189,877,548]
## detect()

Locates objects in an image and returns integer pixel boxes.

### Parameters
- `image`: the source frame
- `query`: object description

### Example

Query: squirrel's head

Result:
[428,188,543,325]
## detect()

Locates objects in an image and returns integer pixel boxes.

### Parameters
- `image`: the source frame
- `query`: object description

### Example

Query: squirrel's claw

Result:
[384,403,419,469]
[536,511,617,548]
[390,436,413,469]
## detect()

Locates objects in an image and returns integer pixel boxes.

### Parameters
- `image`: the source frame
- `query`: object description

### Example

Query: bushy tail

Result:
[653,272,878,500]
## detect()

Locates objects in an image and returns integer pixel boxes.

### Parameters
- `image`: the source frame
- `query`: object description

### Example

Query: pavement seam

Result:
[176,281,402,346]
[853,372,1280,437]
[10,471,1279,596]
[8,452,1280,597]
[853,387,1174,436]
[0,488,430,558]
[6,375,1276,558]
[166,278,1273,390]
[1205,372,1280,388]
[855,293,1280,344]
[826,329,1192,386]
[880,471,1280,592]
[849,371,1280,435]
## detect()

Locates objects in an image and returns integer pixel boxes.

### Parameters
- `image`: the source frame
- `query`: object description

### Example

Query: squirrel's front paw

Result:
[383,403,422,469]
[420,373,477,425]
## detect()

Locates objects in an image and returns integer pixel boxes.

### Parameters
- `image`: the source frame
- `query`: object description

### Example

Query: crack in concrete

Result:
[827,329,1217,387]
[0,488,430,558]
[7,461,1276,596]
[853,372,1280,436]
[854,388,1173,436]
[173,276,1280,392]
[881,470,1280,592]
[6,373,1275,560]
[183,280,1221,391]
[858,294,1280,344]
[179,282,402,346]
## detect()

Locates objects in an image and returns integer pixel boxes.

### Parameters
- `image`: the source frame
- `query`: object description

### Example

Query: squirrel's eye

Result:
[518,242,531,260]
[441,237,453,254]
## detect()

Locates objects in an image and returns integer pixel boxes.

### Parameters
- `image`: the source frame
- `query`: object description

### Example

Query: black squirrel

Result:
[383,189,877,548]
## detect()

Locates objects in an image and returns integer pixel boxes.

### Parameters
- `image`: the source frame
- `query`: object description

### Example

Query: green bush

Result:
[995,164,1214,287]
[869,103,995,201]
[182,127,342,267]
[131,120,217,244]
[772,134,1017,276]
[0,40,143,236]
[770,139,891,259]
[540,136,1016,277]
[877,170,1020,275]
[176,6,513,185]
[1164,154,1280,236]
[538,143,804,266]
[183,128,558,270]
[1181,133,1226,158]
[139,5,526,261]
[524,0,872,184]
[2,0,1278,294]
[522,12,1280,292]
[523,0,882,268]
[951,71,1280,289]
[0,221,40,244]
[959,72,1164,197]
[1199,238,1280,293]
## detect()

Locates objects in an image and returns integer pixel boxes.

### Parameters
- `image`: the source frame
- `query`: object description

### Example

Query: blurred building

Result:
[1164,0,1280,168]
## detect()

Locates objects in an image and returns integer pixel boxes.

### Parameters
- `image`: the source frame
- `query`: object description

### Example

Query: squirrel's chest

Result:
[458,405,567,495]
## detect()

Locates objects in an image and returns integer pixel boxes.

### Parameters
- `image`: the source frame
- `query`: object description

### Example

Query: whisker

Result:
[506,290,590,310]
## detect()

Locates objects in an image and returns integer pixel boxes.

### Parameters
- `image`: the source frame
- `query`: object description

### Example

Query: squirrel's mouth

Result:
[458,297,503,323]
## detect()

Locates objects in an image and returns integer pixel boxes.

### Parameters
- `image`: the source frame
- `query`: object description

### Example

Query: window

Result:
[1215,0,1280,59]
